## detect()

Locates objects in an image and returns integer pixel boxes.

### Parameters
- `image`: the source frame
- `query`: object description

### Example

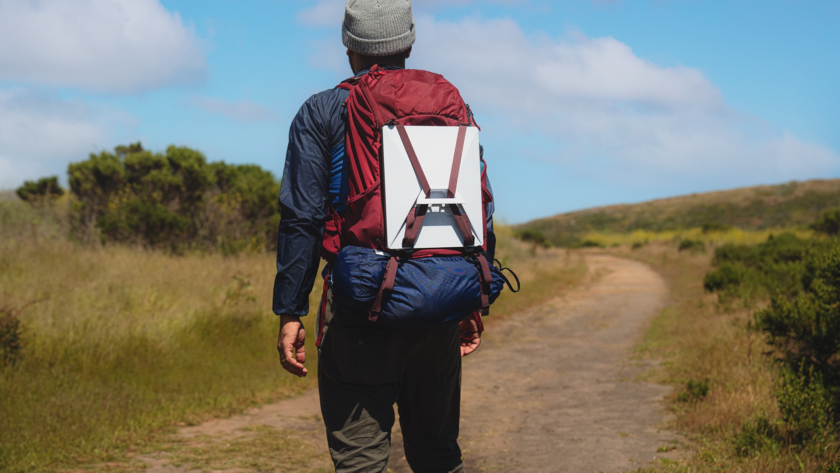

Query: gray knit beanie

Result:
[342,0,415,57]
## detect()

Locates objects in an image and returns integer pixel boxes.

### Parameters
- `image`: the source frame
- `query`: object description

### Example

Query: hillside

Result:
[518,179,840,246]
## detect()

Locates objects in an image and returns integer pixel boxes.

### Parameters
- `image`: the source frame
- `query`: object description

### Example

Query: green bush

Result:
[733,416,781,457]
[703,264,748,292]
[756,243,840,383]
[775,363,835,446]
[702,222,840,454]
[702,222,732,233]
[576,239,604,248]
[676,378,710,402]
[811,208,840,236]
[678,238,705,253]
[66,143,281,252]
[15,176,64,202]
[0,308,23,367]
[515,229,549,247]
[705,233,819,301]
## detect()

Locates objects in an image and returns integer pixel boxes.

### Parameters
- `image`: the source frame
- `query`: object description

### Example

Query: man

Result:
[274,1,493,471]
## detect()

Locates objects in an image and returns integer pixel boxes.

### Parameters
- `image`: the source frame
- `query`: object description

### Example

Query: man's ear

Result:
[404,46,412,59]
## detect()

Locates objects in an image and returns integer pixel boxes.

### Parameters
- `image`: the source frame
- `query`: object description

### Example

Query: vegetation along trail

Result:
[140,254,680,472]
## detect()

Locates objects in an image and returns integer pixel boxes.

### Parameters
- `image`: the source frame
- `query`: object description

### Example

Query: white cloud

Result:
[302,9,840,192]
[415,17,723,111]
[297,0,343,27]
[185,97,277,122]
[297,0,529,28]
[0,87,127,189]
[0,0,206,94]
[406,16,839,185]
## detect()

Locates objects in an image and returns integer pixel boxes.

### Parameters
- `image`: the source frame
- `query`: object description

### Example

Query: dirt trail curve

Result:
[143,255,682,473]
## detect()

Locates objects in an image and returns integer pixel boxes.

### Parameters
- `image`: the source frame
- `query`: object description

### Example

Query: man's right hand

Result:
[277,315,308,377]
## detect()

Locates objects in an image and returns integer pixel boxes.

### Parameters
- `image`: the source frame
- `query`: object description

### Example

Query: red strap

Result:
[360,80,384,131]
[396,124,431,197]
[449,204,475,247]
[447,126,467,198]
[315,269,331,348]
[369,256,399,322]
[403,204,428,248]
[476,254,493,316]
[472,311,485,335]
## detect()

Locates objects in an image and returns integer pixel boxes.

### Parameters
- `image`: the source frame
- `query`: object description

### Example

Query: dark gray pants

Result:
[318,299,466,473]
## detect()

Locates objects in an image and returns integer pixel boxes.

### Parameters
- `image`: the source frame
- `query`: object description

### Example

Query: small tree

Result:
[811,208,840,236]
[756,242,840,386]
[15,176,64,202]
[516,228,550,255]
[66,143,281,252]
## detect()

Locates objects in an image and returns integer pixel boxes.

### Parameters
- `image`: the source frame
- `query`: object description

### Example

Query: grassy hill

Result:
[517,179,840,247]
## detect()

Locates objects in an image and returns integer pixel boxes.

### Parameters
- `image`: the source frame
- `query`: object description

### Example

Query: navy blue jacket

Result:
[273,67,495,317]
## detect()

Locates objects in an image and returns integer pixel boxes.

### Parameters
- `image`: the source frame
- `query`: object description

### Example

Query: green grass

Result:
[519,179,840,247]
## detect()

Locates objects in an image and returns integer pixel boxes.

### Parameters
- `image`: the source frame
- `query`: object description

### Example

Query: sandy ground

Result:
[142,254,682,472]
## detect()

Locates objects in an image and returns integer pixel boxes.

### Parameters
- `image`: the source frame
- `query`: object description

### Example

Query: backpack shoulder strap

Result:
[336,76,362,90]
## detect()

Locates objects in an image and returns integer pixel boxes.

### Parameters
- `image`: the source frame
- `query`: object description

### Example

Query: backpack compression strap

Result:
[368,256,399,323]
[315,268,331,348]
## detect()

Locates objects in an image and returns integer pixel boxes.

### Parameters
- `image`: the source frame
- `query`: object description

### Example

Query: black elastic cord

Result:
[493,259,521,293]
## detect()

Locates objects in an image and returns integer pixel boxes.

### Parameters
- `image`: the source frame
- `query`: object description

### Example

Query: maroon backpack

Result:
[316,66,495,345]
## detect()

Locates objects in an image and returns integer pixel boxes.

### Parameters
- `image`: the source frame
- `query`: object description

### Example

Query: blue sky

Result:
[1,0,838,223]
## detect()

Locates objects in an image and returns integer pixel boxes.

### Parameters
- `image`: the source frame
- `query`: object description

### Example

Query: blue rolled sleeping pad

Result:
[331,246,506,328]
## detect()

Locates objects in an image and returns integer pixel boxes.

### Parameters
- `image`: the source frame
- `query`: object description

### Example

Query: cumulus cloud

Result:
[297,0,529,28]
[403,16,838,186]
[0,0,206,94]
[302,8,839,194]
[185,97,277,122]
[0,87,125,189]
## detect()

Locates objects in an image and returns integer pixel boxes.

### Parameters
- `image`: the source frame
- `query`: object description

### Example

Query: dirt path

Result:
[142,255,681,472]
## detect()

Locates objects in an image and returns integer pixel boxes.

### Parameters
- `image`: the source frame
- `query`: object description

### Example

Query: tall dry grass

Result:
[0,200,319,472]
[0,201,585,472]
[489,225,586,319]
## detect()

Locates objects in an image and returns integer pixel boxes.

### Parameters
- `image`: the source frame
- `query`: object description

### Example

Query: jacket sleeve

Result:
[272,95,333,317]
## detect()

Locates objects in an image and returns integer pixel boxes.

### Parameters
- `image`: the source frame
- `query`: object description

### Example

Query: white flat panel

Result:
[382,125,482,250]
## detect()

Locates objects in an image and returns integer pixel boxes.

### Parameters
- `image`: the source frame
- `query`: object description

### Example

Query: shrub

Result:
[712,232,812,268]
[702,222,732,233]
[756,243,840,382]
[705,233,819,301]
[678,238,705,253]
[15,176,64,202]
[0,308,23,366]
[811,208,840,236]
[703,263,748,292]
[516,229,549,247]
[775,363,835,446]
[66,143,281,252]
[577,239,604,248]
[631,241,645,250]
[676,378,710,402]
[733,416,781,457]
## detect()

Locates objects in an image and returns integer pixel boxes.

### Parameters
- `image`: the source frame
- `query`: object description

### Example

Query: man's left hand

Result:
[459,317,481,357]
